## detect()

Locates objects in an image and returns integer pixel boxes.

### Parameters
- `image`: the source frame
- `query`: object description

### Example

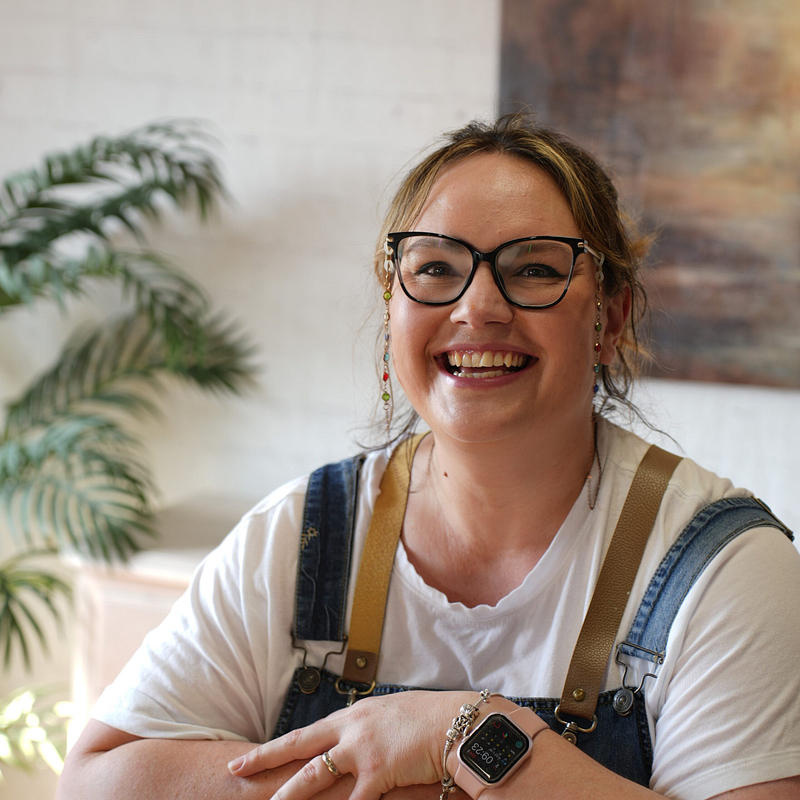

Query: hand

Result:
[228,690,474,800]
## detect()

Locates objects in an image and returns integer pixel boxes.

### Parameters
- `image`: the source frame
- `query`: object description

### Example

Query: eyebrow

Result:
[402,236,466,255]
[516,241,566,255]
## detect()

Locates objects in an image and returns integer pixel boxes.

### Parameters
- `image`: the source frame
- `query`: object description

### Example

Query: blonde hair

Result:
[374,113,652,436]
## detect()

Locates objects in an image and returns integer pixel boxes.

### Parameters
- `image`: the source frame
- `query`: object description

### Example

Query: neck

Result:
[408,414,596,558]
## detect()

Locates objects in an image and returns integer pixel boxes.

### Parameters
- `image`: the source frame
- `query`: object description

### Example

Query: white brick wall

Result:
[0,4,500,796]
[0,0,502,497]
[0,2,797,795]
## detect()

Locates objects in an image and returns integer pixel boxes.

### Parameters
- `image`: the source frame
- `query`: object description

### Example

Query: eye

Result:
[513,262,564,280]
[498,241,573,281]
[415,261,456,278]
[517,263,560,279]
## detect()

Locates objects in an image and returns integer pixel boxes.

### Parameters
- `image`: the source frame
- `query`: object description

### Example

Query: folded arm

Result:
[56,720,316,800]
[230,691,800,800]
[56,719,434,800]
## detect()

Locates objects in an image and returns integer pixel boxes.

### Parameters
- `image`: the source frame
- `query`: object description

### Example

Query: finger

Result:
[271,753,341,800]
[229,726,336,777]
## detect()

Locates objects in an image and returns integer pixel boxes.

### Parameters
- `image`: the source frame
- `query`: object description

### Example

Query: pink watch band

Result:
[447,696,549,799]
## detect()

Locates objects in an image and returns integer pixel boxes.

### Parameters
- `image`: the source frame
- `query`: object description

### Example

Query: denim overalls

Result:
[273,453,792,786]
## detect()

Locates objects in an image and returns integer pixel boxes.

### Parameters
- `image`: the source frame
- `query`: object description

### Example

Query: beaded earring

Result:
[381,239,394,439]
[592,251,605,400]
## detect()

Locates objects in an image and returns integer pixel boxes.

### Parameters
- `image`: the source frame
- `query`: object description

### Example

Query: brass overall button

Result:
[297,667,321,694]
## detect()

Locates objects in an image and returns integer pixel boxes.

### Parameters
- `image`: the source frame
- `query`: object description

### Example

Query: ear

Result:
[600,286,631,366]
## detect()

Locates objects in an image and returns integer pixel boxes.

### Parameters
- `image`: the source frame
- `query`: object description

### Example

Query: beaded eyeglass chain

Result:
[382,240,394,437]
[592,250,605,398]
[587,249,606,510]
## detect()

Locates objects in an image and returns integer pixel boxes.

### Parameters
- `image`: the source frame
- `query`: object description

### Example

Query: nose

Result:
[449,261,514,327]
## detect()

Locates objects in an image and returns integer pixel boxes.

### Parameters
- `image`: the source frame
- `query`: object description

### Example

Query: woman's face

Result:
[388,152,628,446]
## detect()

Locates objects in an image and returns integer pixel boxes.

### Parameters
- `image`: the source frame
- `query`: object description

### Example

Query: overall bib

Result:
[274,450,791,787]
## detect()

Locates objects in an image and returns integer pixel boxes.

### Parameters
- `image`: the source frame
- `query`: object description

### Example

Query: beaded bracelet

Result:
[439,690,495,800]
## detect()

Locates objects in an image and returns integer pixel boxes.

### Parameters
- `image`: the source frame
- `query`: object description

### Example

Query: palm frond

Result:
[0,308,252,559]
[0,554,71,671]
[176,312,258,394]
[1,467,153,561]
[0,414,153,557]
[0,247,208,324]
[0,248,208,318]
[4,309,254,438]
[0,120,224,233]
[4,319,162,436]
[2,181,214,267]
[0,119,257,683]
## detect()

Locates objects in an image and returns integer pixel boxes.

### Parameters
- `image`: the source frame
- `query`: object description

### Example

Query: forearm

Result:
[57,735,437,800]
[494,730,659,800]
[57,737,335,800]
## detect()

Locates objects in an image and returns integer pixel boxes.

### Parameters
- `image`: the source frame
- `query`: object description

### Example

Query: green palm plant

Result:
[0,121,255,681]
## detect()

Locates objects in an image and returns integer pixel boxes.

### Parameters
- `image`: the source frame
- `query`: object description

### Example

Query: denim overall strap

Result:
[293,453,366,642]
[619,497,793,663]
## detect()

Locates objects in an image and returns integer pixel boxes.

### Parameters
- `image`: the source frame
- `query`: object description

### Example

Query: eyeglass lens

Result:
[395,235,575,306]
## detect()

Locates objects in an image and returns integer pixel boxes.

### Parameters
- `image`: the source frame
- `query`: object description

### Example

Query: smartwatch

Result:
[447,696,549,798]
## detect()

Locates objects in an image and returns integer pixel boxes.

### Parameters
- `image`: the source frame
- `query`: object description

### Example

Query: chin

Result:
[422,407,538,446]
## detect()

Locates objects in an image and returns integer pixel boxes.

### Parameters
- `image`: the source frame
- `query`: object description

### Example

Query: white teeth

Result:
[444,350,530,373]
[457,369,510,379]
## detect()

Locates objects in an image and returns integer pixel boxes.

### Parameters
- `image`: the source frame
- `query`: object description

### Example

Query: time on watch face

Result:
[459,714,531,784]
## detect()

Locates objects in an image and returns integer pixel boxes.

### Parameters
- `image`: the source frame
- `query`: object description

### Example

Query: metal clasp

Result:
[553,704,597,744]
[614,641,663,694]
[291,634,347,695]
[612,641,663,716]
[334,677,377,707]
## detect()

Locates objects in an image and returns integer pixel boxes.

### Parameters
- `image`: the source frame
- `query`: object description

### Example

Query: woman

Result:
[57,115,800,800]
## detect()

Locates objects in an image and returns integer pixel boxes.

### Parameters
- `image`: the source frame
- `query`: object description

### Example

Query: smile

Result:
[443,349,532,379]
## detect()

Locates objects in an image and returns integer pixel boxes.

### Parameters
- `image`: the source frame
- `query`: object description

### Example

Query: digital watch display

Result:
[447,696,549,799]
[459,713,530,783]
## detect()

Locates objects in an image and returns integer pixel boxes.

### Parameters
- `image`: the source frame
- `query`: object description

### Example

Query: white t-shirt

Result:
[93,420,800,800]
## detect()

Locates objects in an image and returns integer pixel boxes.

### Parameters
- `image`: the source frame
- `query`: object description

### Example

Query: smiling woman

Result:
[384,151,627,454]
[56,115,800,800]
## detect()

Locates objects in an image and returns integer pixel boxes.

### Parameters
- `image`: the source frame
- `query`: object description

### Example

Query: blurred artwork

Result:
[500,0,800,387]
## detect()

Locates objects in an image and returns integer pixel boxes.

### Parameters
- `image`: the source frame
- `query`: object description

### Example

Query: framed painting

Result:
[500,0,800,387]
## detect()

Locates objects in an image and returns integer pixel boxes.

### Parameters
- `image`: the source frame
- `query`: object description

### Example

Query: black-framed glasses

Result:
[385,232,604,309]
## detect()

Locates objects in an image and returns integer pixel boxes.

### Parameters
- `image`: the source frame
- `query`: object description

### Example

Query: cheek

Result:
[387,298,431,395]
[547,302,597,360]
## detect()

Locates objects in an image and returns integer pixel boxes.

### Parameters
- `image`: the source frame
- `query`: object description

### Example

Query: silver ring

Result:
[321,751,342,778]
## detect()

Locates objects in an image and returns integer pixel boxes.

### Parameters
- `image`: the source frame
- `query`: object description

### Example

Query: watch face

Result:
[459,713,530,784]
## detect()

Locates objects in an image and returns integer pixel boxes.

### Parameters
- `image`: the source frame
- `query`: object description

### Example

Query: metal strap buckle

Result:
[553,703,597,744]
[614,641,663,693]
[334,677,377,706]
[611,641,664,716]
[291,634,347,695]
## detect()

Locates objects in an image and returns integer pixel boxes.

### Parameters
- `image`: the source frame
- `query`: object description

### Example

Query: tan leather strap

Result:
[341,433,427,685]
[559,444,682,723]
